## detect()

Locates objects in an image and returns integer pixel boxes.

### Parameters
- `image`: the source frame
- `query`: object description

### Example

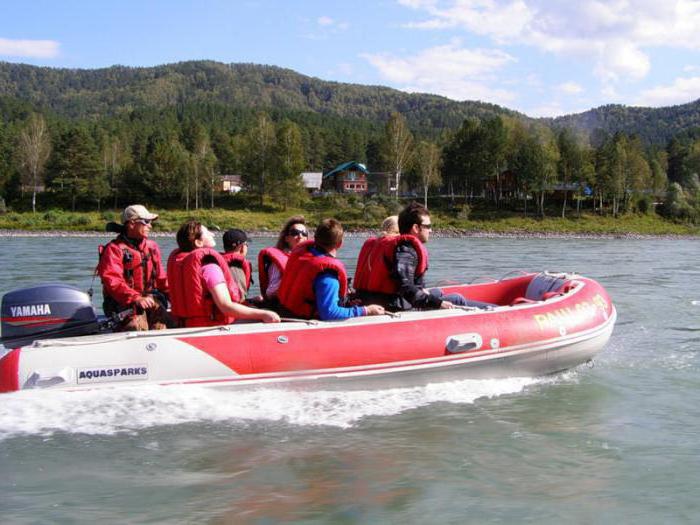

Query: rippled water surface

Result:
[1,234,699,523]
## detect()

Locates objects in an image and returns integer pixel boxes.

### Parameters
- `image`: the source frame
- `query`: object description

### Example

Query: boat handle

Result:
[23,367,75,389]
[445,333,483,353]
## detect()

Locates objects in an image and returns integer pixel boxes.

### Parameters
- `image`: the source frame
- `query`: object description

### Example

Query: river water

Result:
[0,234,698,523]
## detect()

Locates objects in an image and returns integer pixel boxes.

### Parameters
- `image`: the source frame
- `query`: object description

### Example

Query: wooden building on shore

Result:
[322,162,369,194]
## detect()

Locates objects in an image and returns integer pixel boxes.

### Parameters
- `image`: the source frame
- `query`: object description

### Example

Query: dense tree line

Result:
[2,62,700,222]
[0,99,384,211]
[432,116,680,219]
[395,113,700,222]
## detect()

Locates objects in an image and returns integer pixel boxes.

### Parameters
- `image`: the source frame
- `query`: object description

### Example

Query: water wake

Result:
[0,375,560,440]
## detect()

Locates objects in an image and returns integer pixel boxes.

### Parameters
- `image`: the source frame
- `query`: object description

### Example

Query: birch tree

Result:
[17,113,51,213]
[557,128,589,218]
[416,141,442,208]
[193,129,215,209]
[244,113,276,207]
[382,112,413,200]
[272,120,307,210]
[182,122,217,209]
[101,134,130,208]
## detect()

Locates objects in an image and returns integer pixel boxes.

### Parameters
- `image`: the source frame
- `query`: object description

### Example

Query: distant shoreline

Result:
[1,229,696,240]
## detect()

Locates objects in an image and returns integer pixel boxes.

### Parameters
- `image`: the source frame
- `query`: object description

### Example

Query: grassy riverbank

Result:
[0,207,698,236]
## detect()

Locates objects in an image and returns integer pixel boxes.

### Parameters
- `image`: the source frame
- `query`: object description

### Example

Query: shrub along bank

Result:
[0,206,698,236]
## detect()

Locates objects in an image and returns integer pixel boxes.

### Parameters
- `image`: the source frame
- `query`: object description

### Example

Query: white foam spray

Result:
[0,375,567,440]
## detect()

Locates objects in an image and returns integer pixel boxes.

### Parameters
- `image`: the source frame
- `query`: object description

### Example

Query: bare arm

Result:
[210,283,280,323]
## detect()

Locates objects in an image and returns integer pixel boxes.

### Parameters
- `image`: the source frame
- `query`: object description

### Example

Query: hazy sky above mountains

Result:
[2,0,700,117]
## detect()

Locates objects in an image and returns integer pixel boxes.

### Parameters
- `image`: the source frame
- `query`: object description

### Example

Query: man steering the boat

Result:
[354,202,492,311]
[96,204,169,331]
[278,218,385,321]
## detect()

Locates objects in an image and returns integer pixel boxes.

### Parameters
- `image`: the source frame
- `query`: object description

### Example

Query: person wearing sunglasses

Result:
[168,220,280,327]
[278,218,385,321]
[96,204,169,331]
[257,215,308,303]
[354,202,492,311]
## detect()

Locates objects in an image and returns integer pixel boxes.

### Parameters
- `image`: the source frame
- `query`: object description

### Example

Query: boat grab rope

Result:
[454,305,494,312]
[543,270,579,280]
[31,325,235,347]
[280,313,402,323]
[30,313,407,347]
[280,317,319,325]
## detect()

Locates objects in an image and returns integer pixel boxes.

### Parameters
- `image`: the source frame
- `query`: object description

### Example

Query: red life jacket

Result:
[257,246,289,297]
[97,236,167,308]
[167,247,240,327]
[278,241,348,319]
[353,237,379,292]
[353,234,429,295]
[221,252,252,294]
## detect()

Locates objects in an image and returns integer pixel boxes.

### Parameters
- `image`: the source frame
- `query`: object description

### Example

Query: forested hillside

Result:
[550,101,700,146]
[2,60,700,145]
[0,61,519,137]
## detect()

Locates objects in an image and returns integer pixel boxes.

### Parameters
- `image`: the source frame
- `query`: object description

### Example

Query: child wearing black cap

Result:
[221,228,254,302]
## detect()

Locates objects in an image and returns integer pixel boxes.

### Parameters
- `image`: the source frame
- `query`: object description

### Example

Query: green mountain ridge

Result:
[0,60,521,136]
[1,60,699,144]
[548,100,700,145]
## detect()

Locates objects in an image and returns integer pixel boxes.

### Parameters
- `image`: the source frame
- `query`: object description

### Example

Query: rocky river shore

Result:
[0,228,696,240]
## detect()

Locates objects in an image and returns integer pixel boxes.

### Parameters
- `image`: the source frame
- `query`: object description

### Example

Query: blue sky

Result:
[2,0,700,118]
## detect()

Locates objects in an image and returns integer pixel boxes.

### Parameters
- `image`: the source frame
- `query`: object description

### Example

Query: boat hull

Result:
[190,310,615,391]
[0,274,616,393]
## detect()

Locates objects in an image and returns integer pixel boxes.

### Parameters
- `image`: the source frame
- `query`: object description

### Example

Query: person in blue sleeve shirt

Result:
[279,218,385,321]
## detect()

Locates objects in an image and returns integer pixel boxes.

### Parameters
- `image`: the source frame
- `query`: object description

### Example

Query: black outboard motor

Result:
[1,284,101,348]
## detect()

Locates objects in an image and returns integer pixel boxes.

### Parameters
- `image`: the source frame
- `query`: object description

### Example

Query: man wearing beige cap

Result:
[97,204,169,331]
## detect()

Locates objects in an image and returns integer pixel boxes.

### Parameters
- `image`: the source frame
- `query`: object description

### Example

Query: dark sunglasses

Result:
[419,223,432,230]
[288,228,308,237]
[134,219,152,225]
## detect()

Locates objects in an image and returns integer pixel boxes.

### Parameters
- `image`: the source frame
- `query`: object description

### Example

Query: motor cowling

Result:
[1,284,100,348]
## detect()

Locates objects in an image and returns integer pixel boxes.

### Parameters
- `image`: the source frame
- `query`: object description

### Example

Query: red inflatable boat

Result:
[0,272,616,393]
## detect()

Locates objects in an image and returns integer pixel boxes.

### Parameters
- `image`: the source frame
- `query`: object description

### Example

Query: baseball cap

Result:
[223,228,249,250]
[122,205,159,223]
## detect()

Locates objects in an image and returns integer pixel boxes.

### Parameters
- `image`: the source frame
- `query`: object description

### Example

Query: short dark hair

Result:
[314,218,343,252]
[398,202,430,234]
[176,220,203,252]
[276,215,307,250]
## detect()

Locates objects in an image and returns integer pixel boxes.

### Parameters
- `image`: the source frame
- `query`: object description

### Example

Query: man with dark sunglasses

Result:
[97,204,169,331]
[354,202,490,311]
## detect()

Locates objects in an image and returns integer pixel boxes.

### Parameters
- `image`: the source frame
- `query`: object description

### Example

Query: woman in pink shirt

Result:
[168,221,280,326]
